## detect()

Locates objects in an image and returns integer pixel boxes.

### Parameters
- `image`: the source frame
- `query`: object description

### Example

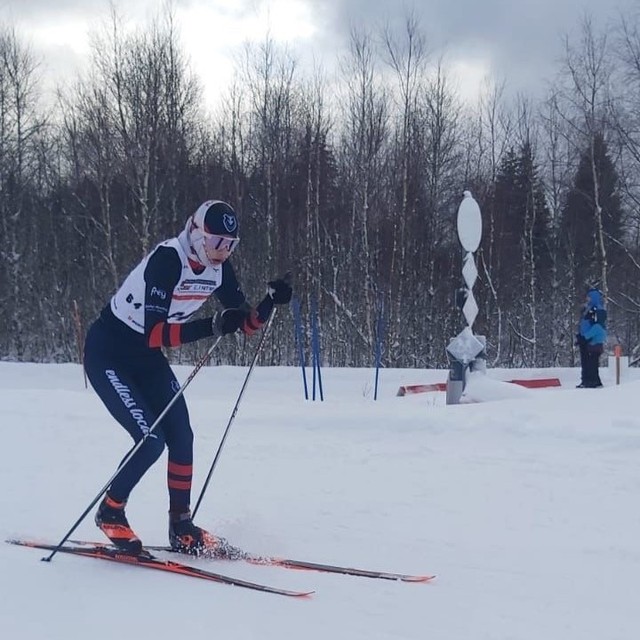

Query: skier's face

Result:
[203,233,239,265]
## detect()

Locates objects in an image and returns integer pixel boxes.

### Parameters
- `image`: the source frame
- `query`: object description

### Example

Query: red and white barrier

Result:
[397,377,561,396]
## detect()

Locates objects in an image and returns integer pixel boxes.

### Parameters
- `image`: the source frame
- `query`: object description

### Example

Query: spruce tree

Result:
[560,133,623,289]
[484,142,551,364]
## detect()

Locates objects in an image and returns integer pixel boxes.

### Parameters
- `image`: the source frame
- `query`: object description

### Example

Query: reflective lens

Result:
[204,234,240,253]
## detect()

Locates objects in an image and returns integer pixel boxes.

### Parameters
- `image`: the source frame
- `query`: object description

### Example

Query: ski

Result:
[6,539,313,598]
[246,556,435,582]
[66,538,435,583]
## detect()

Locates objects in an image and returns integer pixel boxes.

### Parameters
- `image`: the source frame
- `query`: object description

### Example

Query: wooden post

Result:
[72,300,88,389]
[614,344,622,385]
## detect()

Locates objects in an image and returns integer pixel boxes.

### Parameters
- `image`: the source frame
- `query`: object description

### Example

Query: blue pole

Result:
[311,297,317,401]
[373,295,385,400]
[291,297,309,400]
[311,297,324,401]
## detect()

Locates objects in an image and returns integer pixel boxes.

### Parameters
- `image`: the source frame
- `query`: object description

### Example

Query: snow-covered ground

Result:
[1,360,639,640]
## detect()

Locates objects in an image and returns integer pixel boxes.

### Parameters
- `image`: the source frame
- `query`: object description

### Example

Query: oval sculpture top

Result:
[457,190,482,252]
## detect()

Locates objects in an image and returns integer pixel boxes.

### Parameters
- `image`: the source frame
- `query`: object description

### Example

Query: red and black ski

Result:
[6,539,313,598]
[66,538,435,583]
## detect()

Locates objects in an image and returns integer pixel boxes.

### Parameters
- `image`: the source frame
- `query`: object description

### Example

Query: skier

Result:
[575,286,607,388]
[83,200,292,555]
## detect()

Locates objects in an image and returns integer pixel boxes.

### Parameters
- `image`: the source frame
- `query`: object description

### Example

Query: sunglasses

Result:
[204,234,240,253]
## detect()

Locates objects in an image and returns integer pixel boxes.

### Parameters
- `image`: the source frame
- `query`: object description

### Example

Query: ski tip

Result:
[6,538,54,562]
[402,574,436,583]
[6,538,37,548]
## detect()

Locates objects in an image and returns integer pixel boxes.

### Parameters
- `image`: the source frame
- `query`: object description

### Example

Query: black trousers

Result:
[579,338,603,387]
[83,307,194,512]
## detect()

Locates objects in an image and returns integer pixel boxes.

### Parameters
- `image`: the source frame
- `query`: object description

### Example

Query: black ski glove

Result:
[213,308,249,336]
[267,275,293,305]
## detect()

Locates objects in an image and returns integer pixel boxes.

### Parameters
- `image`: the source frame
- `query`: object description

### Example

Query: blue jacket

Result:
[582,321,606,346]
[579,288,607,345]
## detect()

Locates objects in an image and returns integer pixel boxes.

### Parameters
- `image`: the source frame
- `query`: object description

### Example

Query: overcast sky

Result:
[0,0,630,107]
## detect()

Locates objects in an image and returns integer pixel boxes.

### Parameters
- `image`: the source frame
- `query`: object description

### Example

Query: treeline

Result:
[1,9,640,369]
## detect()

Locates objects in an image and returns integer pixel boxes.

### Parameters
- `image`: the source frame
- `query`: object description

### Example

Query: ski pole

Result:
[192,309,277,518]
[43,335,223,562]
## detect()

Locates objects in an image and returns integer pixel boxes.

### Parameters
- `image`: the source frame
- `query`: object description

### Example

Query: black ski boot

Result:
[95,495,143,555]
[168,511,244,558]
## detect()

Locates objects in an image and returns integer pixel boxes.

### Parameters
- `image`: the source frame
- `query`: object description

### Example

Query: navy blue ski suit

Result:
[84,244,272,514]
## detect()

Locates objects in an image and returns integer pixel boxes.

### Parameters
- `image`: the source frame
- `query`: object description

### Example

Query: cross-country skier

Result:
[83,200,292,555]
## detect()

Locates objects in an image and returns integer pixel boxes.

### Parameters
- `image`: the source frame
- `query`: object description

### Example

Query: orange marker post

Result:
[614,344,622,385]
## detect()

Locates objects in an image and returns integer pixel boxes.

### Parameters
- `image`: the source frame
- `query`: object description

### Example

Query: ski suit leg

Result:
[84,317,168,502]
[141,363,195,514]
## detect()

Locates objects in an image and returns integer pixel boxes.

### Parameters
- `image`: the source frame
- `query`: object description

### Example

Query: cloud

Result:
[0,0,628,108]
[311,0,618,96]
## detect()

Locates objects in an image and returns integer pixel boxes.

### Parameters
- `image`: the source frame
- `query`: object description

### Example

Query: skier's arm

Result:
[143,247,215,348]
[214,261,275,336]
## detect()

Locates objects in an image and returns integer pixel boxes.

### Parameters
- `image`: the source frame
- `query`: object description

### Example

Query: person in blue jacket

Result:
[576,287,607,388]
